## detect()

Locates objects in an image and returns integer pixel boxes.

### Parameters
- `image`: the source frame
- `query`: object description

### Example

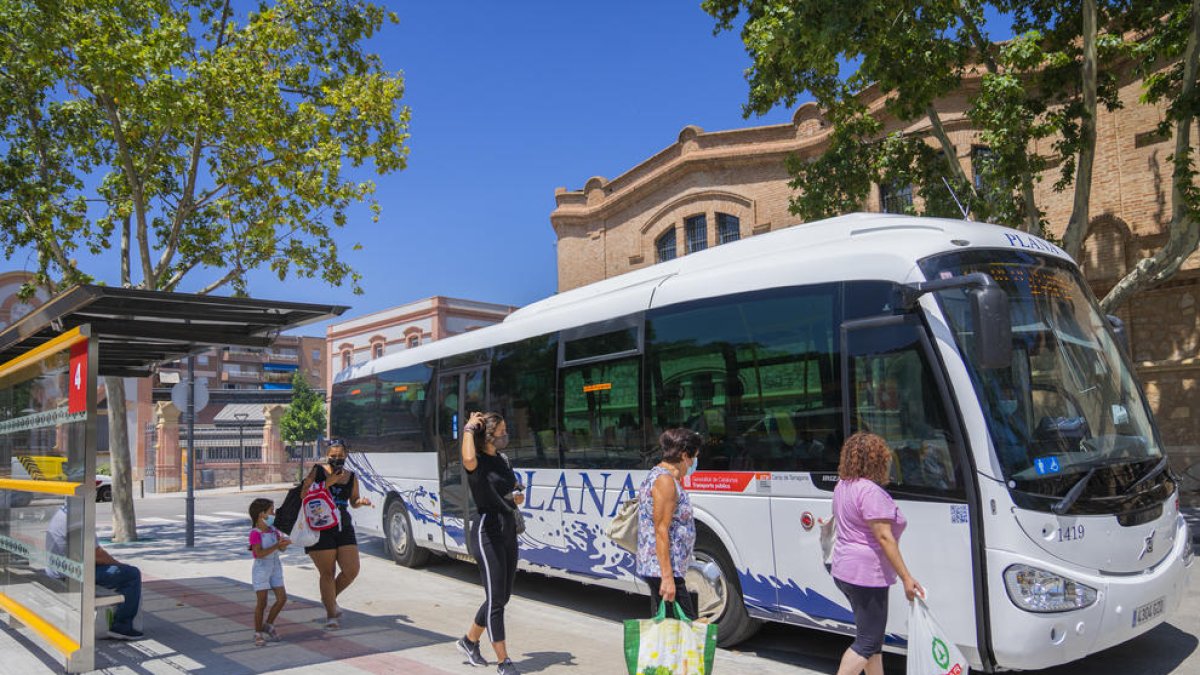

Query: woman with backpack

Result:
[302,439,372,630]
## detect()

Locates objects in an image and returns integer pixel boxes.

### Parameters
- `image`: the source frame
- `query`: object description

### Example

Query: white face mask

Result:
[999,399,1018,416]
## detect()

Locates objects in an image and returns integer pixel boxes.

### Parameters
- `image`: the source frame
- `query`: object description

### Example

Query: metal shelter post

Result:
[235,412,248,491]
[186,355,195,548]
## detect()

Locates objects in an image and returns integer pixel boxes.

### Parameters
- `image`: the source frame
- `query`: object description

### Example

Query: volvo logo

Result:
[1138,529,1156,560]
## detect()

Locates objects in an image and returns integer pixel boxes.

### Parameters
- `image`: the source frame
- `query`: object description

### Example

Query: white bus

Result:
[331,213,1192,671]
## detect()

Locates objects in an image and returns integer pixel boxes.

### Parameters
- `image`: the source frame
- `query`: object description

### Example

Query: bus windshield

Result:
[921,250,1167,509]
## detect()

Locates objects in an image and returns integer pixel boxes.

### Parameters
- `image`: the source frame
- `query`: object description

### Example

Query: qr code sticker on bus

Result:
[950,505,969,524]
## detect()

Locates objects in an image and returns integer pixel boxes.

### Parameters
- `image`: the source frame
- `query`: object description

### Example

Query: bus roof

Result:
[336,212,1070,383]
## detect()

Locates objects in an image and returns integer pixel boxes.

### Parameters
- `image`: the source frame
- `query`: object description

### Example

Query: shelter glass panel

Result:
[0,335,93,659]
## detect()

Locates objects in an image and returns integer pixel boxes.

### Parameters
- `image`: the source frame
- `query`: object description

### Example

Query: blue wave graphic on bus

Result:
[398,485,440,526]
[445,518,466,545]
[518,514,639,582]
[738,570,853,623]
[347,455,389,496]
[738,571,905,645]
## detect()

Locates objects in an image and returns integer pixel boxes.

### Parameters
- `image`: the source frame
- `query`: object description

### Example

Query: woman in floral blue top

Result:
[636,428,702,619]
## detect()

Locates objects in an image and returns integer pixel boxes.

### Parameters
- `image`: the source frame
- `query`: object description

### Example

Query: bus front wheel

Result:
[385,499,430,568]
[690,534,761,647]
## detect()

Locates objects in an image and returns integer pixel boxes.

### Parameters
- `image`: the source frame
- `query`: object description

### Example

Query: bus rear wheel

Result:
[688,534,761,647]
[385,499,430,568]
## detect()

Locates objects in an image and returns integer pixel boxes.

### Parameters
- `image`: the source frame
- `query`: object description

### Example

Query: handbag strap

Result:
[654,599,692,624]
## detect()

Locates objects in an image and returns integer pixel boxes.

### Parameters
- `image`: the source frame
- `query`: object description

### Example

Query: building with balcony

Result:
[325,296,517,397]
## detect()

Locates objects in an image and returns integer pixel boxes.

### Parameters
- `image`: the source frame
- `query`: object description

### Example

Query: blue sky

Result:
[12,3,1013,335]
[330,2,1013,330]
[241,2,803,333]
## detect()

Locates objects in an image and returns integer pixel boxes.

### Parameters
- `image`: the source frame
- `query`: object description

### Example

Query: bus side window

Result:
[846,321,962,496]
[376,365,433,453]
[646,284,843,473]
[491,335,558,468]
[559,358,645,470]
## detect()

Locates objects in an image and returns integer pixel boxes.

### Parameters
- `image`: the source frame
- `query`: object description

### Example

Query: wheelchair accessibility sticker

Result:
[1034,456,1062,476]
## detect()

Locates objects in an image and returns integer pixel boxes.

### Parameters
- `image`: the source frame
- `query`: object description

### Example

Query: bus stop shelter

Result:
[0,284,345,672]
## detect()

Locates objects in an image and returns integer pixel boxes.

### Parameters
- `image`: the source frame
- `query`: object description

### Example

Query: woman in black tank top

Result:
[454,411,525,675]
[301,439,372,630]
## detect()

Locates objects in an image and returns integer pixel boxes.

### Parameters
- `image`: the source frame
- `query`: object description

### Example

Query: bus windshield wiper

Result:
[1122,456,1169,495]
[1050,455,1147,514]
[1052,466,1099,515]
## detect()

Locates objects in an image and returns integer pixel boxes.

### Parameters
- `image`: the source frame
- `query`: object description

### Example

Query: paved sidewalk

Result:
[0,517,804,675]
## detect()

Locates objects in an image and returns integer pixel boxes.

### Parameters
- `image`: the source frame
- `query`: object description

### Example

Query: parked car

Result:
[95,475,112,502]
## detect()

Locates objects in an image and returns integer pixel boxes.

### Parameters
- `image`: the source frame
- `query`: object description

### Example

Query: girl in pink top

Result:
[830,432,923,675]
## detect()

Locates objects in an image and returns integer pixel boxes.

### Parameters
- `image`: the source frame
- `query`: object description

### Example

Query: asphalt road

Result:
[83,488,1200,674]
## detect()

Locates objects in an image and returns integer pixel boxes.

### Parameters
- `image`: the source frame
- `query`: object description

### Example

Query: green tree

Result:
[280,370,326,469]
[0,0,409,541]
[705,0,1200,311]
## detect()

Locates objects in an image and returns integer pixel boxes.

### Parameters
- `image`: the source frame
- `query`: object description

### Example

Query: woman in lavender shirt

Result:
[831,432,923,675]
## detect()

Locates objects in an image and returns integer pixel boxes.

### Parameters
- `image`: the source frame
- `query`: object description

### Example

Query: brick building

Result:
[325,296,517,394]
[138,336,328,491]
[551,70,1200,490]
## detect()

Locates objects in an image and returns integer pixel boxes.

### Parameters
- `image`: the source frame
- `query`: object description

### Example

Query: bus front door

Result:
[437,367,487,555]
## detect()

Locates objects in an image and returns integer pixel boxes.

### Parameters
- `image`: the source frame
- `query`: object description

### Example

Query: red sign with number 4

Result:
[68,340,87,414]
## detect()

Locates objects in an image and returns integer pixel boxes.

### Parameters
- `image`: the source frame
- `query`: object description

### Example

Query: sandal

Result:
[264,623,280,641]
[323,618,340,631]
[254,632,267,647]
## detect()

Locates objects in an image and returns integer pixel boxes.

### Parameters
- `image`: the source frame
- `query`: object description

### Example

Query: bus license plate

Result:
[1132,597,1165,628]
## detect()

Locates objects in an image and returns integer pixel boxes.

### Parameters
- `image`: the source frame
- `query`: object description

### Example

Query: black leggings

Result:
[645,576,697,621]
[835,578,890,658]
[469,512,519,643]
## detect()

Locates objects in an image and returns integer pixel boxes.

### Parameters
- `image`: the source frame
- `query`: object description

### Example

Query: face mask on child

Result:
[264,514,275,527]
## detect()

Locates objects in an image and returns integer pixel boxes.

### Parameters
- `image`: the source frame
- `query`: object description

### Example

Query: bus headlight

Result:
[1003,564,1098,612]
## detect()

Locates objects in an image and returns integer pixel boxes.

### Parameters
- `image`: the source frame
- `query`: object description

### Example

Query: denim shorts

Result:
[252,557,284,591]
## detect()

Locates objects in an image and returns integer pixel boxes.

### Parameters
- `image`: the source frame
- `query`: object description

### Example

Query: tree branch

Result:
[154,128,203,281]
[120,214,131,286]
[98,93,155,289]
[1101,0,1200,311]
[925,106,977,202]
[957,1,998,74]
[1020,172,1040,233]
[197,265,242,295]
[1062,0,1099,259]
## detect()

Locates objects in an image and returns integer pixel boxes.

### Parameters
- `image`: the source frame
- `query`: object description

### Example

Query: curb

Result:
[133,483,294,500]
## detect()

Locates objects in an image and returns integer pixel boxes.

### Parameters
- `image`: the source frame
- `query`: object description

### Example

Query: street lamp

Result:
[234,412,249,491]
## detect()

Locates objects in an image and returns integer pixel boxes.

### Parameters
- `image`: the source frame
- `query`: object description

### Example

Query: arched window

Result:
[341,350,351,370]
[407,335,420,348]
[372,342,384,360]
[656,229,677,262]
[717,213,740,244]
[685,214,707,253]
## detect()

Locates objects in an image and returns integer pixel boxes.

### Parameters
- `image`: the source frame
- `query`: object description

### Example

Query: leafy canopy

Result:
[705,0,1200,309]
[0,0,410,297]
[280,369,325,445]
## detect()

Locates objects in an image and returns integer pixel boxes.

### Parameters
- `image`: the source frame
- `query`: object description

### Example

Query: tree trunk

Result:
[1099,0,1200,311]
[1062,0,1099,259]
[104,376,137,543]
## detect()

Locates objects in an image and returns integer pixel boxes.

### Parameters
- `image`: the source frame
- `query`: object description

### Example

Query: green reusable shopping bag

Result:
[623,600,718,675]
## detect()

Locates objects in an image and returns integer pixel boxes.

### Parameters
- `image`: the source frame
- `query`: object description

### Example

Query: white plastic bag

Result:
[907,595,968,675]
[819,515,836,570]
[290,511,319,548]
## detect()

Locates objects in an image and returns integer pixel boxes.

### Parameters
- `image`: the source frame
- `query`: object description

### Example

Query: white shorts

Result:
[252,557,284,591]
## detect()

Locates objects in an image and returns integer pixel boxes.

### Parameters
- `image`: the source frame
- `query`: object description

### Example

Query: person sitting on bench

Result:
[46,505,144,640]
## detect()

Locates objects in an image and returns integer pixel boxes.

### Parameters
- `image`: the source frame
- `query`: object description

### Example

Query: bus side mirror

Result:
[1106,315,1130,356]
[902,271,1012,369]
[970,285,1012,369]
